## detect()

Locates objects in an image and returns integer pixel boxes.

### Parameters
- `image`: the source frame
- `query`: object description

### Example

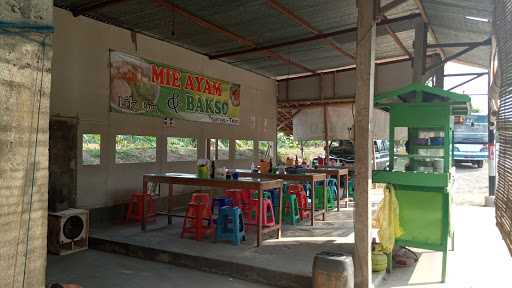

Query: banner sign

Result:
[110,51,240,125]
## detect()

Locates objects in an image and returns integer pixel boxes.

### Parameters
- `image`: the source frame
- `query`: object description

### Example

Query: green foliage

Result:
[116,135,156,149]
[83,134,100,145]
[168,137,197,148]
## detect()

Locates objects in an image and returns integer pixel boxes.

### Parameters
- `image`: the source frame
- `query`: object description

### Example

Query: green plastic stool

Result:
[282,194,300,225]
[348,178,355,199]
[314,185,335,210]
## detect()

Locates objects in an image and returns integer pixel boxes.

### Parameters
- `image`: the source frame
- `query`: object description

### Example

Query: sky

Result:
[443,62,488,113]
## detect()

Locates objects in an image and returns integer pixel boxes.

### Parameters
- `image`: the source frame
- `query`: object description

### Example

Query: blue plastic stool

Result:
[267,188,281,224]
[327,178,338,204]
[212,196,232,217]
[215,206,246,245]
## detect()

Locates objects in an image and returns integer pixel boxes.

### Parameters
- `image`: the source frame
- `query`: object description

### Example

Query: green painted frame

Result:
[372,85,469,283]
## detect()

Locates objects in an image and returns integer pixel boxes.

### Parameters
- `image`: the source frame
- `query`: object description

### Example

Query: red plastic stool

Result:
[288,184,310,220]
[181,193,214,241]
[246,198,275,227]
[125,192,156,223]
[224,189,243,207]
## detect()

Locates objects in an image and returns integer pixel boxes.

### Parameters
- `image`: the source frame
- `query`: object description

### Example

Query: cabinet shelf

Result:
[394,154,444,159]
[415,145,444,149]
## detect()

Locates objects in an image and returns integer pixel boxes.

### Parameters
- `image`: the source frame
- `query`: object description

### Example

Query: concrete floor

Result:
[90,210,357,278]
[47,164,511,288]
[47,250,271,288]
[378,164,512,288]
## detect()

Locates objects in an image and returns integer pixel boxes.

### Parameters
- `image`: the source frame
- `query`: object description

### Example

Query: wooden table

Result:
[305,168,349,211]
[237,172,326,226]
[141,173,283,247]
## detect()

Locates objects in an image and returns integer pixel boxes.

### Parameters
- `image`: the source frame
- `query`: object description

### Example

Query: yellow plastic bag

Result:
[372,184,403,254]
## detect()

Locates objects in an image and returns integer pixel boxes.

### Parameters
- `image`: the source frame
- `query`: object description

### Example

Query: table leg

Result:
[257,188,263,247]
[337,175,341,212]
[168,183,174,225]
[141,178,148,231]
[276,186,282,239]
[311,180,315,226]
[322,179,327,221]
[345,174,349,208]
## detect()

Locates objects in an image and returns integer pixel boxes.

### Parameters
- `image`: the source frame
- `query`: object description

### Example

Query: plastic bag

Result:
[372,184,403,253]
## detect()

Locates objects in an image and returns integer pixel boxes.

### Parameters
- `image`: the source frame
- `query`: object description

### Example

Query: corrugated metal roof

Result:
[53,0,493,78]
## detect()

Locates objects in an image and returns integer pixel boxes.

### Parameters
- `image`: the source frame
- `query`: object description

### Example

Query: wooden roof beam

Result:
[71,0,128,17]
[210,13,420,60]
[381,16,412,59]
[380,0,409,14]
[266,0,354,60]
[153,0,316,73]
[412,0,446,58]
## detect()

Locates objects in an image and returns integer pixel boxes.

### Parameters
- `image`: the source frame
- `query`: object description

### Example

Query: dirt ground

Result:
[452,162,490,206]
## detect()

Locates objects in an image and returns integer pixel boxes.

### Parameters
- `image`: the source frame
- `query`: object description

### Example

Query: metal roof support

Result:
[266,0,354,60]
[152,0,316,73]
[354,0,376,286]
[447,73,485,91]
[210,13,420,60]
[70,0,127,17]
[425,38,492,74]
[412,0,446,58]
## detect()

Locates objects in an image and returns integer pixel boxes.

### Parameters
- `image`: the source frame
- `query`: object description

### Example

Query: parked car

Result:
[453,114,488,168]
[328,139,389,170]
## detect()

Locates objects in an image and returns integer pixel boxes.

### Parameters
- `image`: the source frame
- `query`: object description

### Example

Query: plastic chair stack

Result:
[282,194,300,225]
[246,195,275,227]
[212,196,232,218]
[181,193,214,241]
[215,206,246,245]
[314,182,335,210]
[288,184,310,221]
[125,192,156,223]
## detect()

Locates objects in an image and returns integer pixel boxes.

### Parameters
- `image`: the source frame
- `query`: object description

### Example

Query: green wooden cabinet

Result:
[372,84,470,282]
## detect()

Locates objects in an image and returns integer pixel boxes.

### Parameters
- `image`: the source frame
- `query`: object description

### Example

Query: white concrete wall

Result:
[277,60,415,101]
[51,8,277,209]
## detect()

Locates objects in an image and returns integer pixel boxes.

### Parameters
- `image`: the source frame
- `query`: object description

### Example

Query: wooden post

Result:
[354,0,376,287]
[413,19,427,83]
[432,53,444,88]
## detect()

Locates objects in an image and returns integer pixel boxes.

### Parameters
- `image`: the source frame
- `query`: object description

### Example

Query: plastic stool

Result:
[126,192,156,223]
[282,194,300,225]
[246,198,275,227]
[212,196,232,217]
[224,189,243,207]
[288,184,310,220]
[181,193,214,241]
[215,206,246,245]
[267,189,281,224]
[314,184,335,210]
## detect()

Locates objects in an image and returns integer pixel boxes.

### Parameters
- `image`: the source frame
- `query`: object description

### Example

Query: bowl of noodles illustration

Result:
[110,52,160,113]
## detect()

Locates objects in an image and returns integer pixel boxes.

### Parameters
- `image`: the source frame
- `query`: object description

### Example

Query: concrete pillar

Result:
[354,0,376,287]
[0,1,53,287]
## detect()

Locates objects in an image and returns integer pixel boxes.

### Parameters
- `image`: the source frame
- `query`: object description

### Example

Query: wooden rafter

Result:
[266,0,354,60]
[380,0,409,14]
[412,0,447,58]
[153,0,316,73]
[381,16,412,59]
